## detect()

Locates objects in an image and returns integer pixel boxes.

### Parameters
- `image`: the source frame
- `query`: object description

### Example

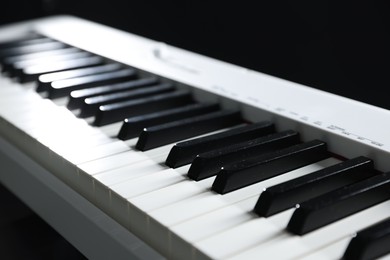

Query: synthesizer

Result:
[0,15,389,260]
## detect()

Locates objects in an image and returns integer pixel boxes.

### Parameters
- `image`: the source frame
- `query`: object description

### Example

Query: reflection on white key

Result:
[195,210,293,260]
[78,142,170,175]
[131,176,215,212]
[93,159,169,211]
[94,159,168,187]
[111,166,190,199]
[97,121,123,137]
[78,150,150,174]
[171,195,257,244]
[297,236,351,260]
[169,196,258,259]
[66,141,130,164]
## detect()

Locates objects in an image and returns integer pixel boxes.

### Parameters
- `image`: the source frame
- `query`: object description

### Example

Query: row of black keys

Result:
[0,34,389,260]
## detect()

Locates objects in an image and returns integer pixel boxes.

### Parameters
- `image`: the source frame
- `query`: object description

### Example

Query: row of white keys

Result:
[121,158,339,258]
[79,130,238,227]
[225,200,390,260]
[0,78,139,164]
[4,101,124,165]
[1,104,124,174]
[0,78,142,182]
[92,140,184,189]
[297,236,351,260]
[180,159,339,260]
[4,84,186,192]
[78,127,231,177]
[108,165,212,237]
[90,127,254,242]
[93,158,172,215]
[78,145,173,205]
[76,124,234,206]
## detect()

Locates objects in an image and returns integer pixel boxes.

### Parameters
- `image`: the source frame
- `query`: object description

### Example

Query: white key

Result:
[0,88,40,103]
[51,96,70,106]
[0,92,46,115]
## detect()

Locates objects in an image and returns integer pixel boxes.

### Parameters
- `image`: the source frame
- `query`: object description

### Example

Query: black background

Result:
[1,0,390,110]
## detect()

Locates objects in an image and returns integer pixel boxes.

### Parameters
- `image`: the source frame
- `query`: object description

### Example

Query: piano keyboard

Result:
[0,15,390,260]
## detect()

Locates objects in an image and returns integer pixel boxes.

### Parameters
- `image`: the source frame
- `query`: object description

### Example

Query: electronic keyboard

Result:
[0,15,389,260]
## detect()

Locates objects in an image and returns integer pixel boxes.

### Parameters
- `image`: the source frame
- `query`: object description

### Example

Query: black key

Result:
[188,130,301,181]
[212,140,329,194]
[343,217,390,260]
[37,63,123,92]
[20,56,105,83]
[165,121,276,168]
[94,90,193,126]
[136,110,242,151]
[2,47,80,73]
[10,51,92,78]
[0,35,46,50]
[0,41,66,61]
[68,77,158,110]
[76,83,174,116]
[287,171,390,235]
[47,68,136,99]
[254,156,375,217]
[118,103,220,140]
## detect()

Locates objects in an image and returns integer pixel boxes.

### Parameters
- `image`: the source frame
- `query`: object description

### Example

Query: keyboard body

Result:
[1,15,390,260]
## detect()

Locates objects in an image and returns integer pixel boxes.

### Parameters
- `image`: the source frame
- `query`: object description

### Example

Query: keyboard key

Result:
[212,140,329,194]
[165,121,275,168]
[118,102,220,140]
[287,171,390,235]
[343,217,390,260]
[47,68,136,98]
[187,130,300,181]
[2,47,80,73]
[9,51,92,78]
[254,156,375,217]
[21,56,105,82]
[77,82,174,116]
[37,63,123,92]
[93,90,193,126]
[136,110,242,151]
[67,77,158,110]
[0,40,66,61]
[0,34,47,50]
